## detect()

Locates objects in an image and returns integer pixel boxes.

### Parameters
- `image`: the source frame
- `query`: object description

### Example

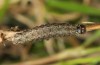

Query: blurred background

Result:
[0,0,100,65]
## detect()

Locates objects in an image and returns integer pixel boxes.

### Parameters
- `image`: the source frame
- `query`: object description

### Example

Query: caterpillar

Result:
[7,23,86,44]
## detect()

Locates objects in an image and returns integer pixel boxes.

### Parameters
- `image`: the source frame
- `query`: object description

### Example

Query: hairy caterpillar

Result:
[7,23,86,44]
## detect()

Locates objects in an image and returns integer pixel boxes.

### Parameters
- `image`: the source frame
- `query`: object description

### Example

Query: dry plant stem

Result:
[8,47,100,65]
[31,0,46,25]
[47,13,81,22]
[57,38,66,51]
[13,13,35,28]
[44,39,55,55]
[86,24,100,31]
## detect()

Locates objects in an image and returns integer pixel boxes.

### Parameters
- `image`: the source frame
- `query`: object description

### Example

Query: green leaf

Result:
[46,0,100,15]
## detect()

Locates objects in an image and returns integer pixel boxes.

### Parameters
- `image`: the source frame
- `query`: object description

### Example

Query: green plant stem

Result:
[0,0,10,22]
[54,47,100,65]
[64,57,100,65]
